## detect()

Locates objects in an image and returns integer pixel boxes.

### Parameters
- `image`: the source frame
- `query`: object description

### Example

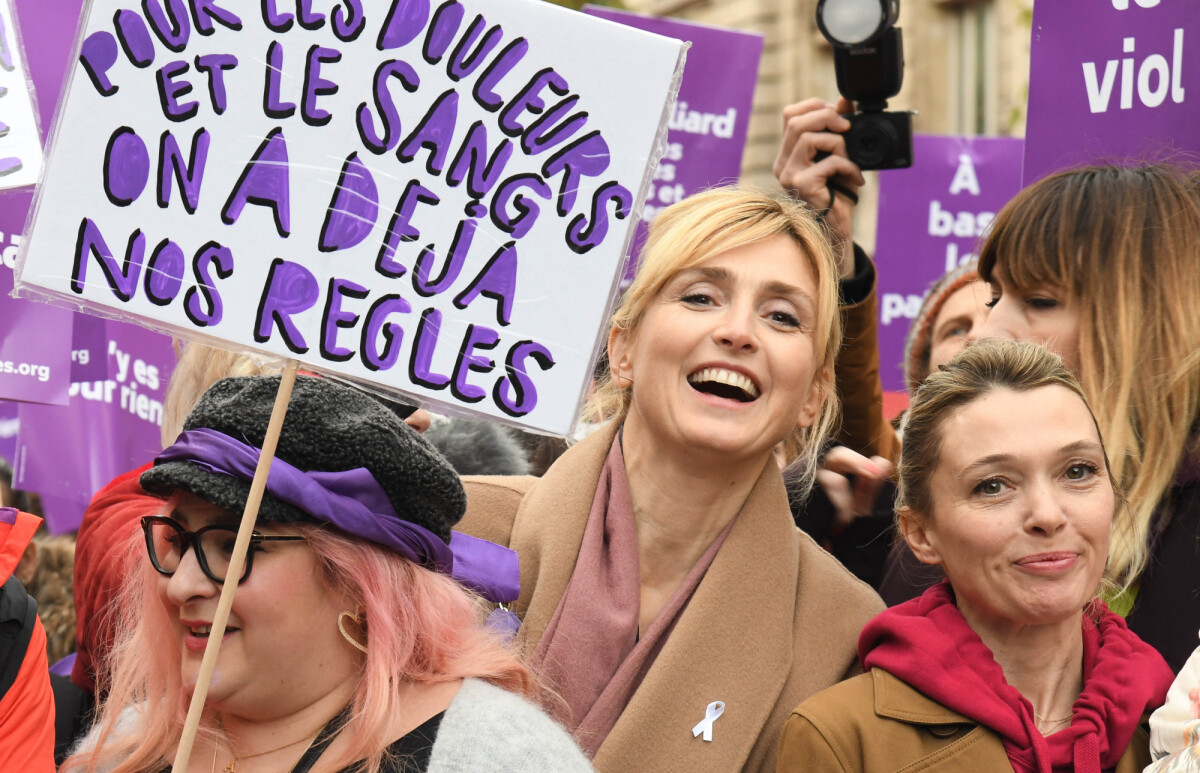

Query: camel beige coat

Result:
[778,669,1152,773]
[459,423,885,773]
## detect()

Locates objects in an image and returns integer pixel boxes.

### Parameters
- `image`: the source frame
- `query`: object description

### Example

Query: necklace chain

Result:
[212,728,319,773]
[1034,709,1074,732]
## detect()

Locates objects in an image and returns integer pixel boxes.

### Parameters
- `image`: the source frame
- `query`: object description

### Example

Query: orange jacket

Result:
[0,507,55,772]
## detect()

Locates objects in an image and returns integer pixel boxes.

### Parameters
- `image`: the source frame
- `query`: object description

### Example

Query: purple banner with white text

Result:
[0,0,97,404]
[583,6,762,280]
[1024,0,1196,183]
[15,319,174,533]
[875,135,1024,395]
[0,207,71,404]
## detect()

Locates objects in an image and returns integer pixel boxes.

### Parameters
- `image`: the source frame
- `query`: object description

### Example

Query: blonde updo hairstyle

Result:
[897,339,1136,591]
[586,186,842,493]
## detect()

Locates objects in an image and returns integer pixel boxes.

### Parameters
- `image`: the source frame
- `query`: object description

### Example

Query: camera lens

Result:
[847,117,898,168]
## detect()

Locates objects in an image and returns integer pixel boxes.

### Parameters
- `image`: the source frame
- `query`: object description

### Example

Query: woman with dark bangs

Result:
[882,162,1200,674]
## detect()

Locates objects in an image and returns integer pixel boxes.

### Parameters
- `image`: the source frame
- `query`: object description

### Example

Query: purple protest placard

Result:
[15,0,685,437]
[71,313,110,381]
[0,0,95,404]
[0,401,17,464]
[14,319,174,533]
[874,135,1024,395]
[0,0,44,189]
[583,6,762,279]
[0,194,72,405]
[1024,0,1195,183]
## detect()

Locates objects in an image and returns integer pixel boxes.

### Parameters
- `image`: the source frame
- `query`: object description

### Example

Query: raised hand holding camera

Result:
[773,98,865,277]
[816,0,914,170]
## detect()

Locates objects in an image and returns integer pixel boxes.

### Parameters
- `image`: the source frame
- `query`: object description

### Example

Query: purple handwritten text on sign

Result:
[17,0,684,435]
[874,135,1024,393]
[15,319,174,533]
[582,6,762,280]
[1023,1,1196,183]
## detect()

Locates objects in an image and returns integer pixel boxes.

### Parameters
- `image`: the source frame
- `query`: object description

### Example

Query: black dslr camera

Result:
[817,0,913,170]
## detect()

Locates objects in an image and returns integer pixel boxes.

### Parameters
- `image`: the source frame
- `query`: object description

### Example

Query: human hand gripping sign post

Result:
[13,0,684,767]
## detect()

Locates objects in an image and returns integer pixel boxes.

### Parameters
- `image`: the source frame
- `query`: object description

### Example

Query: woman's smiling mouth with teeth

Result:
[688,368,760,401]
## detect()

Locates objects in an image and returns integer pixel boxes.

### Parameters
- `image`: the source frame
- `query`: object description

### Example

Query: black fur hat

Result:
[141,375,465,543]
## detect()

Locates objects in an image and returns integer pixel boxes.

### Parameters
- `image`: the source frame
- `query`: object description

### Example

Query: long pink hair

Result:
[63,511,536,773]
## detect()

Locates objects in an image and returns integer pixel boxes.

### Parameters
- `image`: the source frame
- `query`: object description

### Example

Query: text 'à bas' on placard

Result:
[63,0,668,419]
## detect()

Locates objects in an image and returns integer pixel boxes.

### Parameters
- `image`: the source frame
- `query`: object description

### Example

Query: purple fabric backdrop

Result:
[1024,1,1196,183]
[0,218,70,404]
[15,320,174,533]
[0,401,17,464]
[875,135,1024,393]
[583,6,762,279]
[0,0,92,404]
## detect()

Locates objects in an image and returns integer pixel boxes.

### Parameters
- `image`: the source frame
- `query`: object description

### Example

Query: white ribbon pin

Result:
[692,701,725,742]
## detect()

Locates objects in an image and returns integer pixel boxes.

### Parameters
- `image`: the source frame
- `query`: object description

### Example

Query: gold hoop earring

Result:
[338,606,368,654]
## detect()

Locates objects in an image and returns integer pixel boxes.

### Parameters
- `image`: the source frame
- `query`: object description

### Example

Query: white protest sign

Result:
[16,0,685,436]
[0,0,44,189]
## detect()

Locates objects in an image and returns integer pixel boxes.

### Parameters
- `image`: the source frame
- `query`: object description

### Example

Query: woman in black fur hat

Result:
[63,375,592,773]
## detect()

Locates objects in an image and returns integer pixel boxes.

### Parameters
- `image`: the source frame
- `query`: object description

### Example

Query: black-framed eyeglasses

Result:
[141,516,306,585]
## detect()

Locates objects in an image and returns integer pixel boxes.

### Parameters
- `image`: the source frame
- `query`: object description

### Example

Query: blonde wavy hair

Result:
[161,342,279,447]
[978,162,1200,584]
[585,185,842,494]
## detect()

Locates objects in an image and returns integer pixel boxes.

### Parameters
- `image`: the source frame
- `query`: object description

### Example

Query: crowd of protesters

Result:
[0,96,1196,773]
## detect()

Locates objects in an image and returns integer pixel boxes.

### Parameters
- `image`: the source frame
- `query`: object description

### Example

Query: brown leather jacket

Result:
[836,279,901,464]
[777,669,1152,773]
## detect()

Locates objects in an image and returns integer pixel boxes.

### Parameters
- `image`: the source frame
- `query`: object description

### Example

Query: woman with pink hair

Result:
[63,375,591,773]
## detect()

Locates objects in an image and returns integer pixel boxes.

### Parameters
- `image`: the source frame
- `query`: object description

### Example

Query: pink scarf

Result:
[531,436,734,757]
[861,581,1172,772]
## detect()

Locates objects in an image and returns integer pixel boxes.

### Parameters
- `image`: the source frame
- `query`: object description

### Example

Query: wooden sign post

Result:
[170,359,298,772]
[14,0,685,764]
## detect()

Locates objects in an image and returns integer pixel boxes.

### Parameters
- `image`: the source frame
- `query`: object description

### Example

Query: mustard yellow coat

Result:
[459,422,885,773]
[777,668,1152,773]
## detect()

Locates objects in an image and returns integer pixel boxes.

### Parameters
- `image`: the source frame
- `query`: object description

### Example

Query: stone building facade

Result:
[617,0,1034,250]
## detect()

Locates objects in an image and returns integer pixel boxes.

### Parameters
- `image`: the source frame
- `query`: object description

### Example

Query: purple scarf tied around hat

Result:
[155,428,519,604]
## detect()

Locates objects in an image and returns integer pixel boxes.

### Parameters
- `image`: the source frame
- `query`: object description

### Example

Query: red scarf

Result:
[860,581,1172,773]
